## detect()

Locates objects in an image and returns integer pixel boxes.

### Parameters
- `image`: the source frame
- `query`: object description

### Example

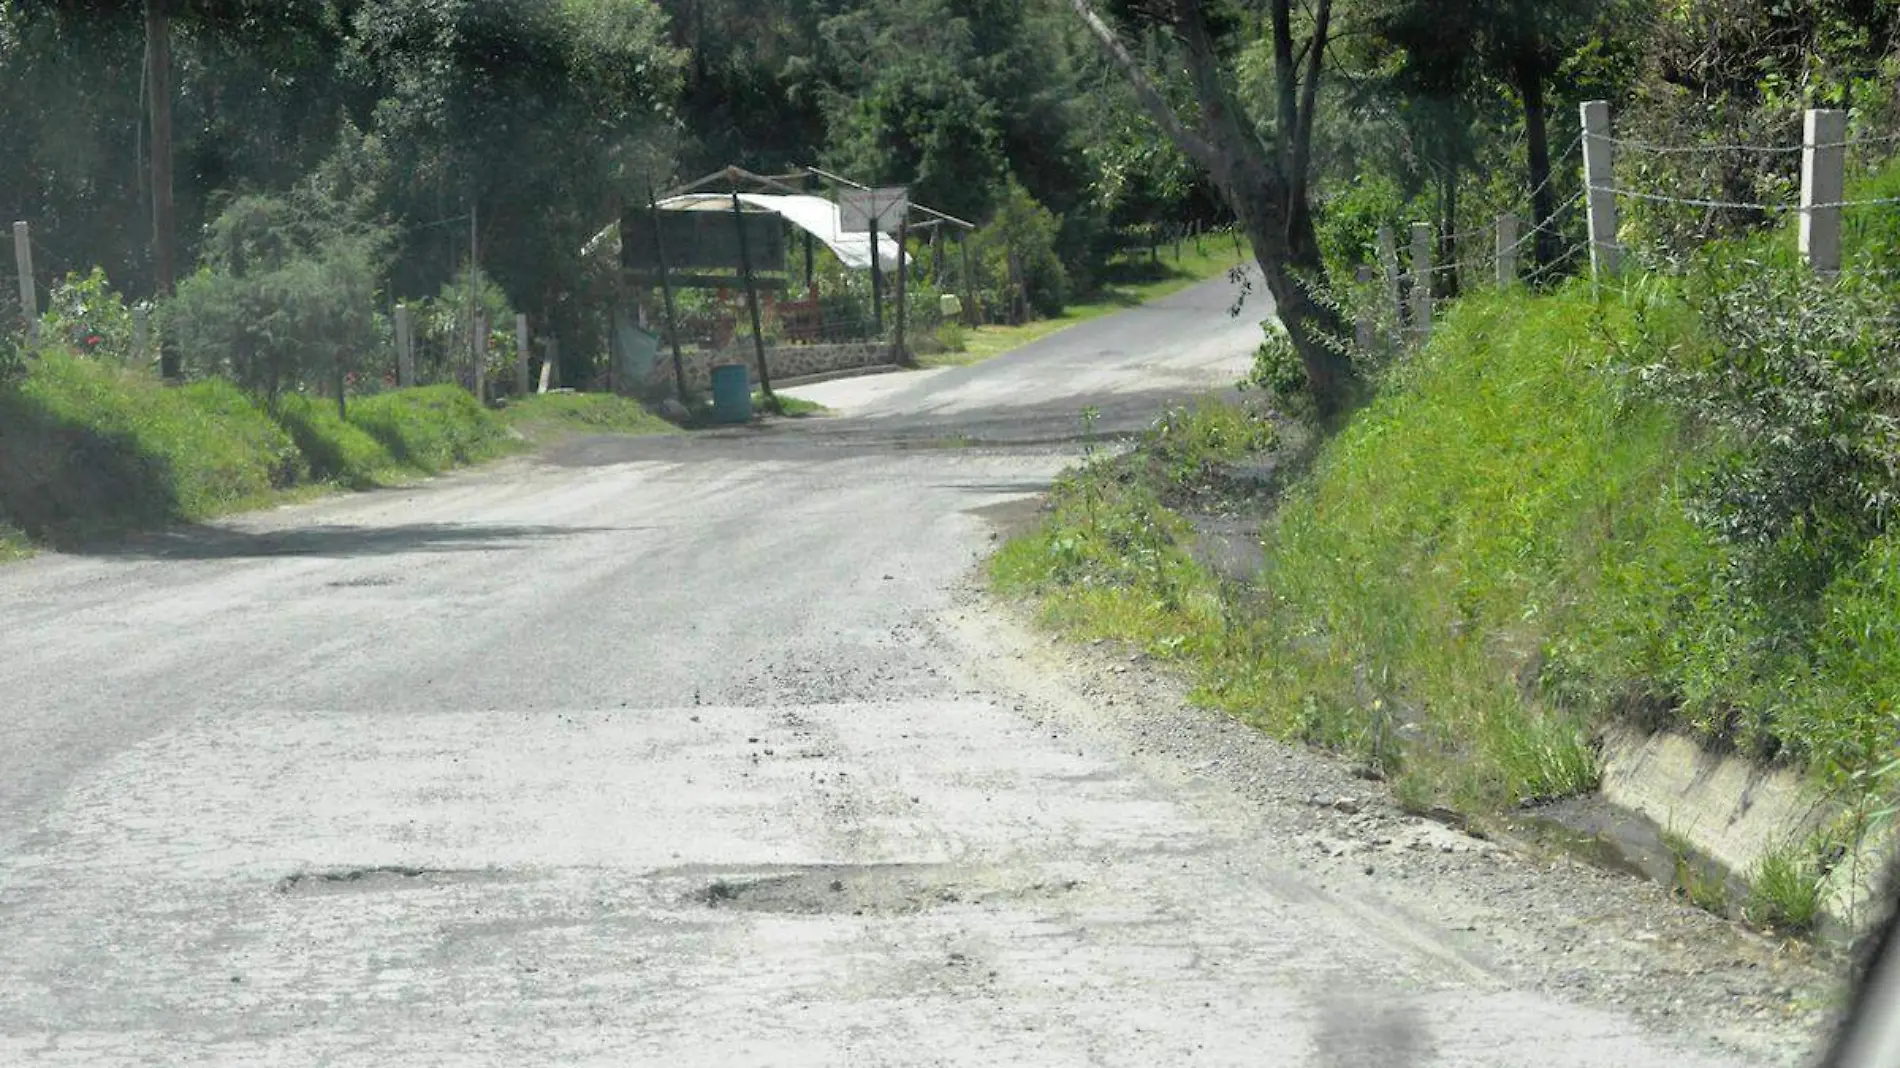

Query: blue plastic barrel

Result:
[710,364,752,424]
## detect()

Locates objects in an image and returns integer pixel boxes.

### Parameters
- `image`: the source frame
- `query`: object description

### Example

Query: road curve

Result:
[0,275,1796,1065]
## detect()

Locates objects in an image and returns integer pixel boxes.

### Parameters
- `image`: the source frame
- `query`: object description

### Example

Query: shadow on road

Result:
[73,522,628,561]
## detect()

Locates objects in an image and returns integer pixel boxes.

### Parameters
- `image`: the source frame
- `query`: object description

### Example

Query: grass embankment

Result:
[502,391,681,442]
[0,354,666,549]
[923,237,1251,368]
[995,282,1900,841]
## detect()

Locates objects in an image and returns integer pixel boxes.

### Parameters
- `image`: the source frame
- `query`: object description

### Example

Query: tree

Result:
[1067,0,1357,417]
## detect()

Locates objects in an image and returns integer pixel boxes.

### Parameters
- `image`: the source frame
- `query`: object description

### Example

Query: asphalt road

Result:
[0,275,1802,1065]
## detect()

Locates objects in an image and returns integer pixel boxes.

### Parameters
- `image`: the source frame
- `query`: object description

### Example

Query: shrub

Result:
[975,180,1069,320]
[166,192,390,403]
[42,267,143,362]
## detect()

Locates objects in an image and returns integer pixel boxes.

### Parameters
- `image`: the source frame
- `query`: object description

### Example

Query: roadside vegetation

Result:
[996,157,1900,847]
[0,351,516,547]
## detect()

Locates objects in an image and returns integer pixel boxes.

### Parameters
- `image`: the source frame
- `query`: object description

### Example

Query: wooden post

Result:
[1580,100,1620,279]
[731,191,773,399]
[12,221,37,343]
[647,189,690,405]
[1409,222,1434,345]
[894,217,909,364]
[132,305,149,364]
[394,304,415,386]
[1354,265,1376,350]
[803,230,815,290]
[1495,212,1519,287]
[869,217,885,336]
[540,338,558,392]
[1376,227,1404,333]
[145,0,178,378]
[514,314,530,398]
[1802,108,1847,277]
[465,201,480,397]
[961,231,977,328]
[474,312,488,402]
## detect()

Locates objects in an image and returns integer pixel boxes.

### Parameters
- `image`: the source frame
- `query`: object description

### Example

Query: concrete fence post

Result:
[132,306,150,365]
[1580,100,1621,279]
[514,313,531,398]
[1376,227,1405,333]
[1802,108,1847,277]
[1354,265,1376,350]
[394,304,415,387]
[473,312,489,401]
[13,221,38,343]
[1496,212,1519,287]
[1409,222,1434,346]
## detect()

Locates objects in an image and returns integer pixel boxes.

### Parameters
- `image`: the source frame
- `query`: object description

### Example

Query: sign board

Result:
[839,187,909,235]
[621,209,787,273]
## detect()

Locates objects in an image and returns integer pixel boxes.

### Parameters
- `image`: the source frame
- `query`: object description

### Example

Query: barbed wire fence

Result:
[1355,100,1900,355]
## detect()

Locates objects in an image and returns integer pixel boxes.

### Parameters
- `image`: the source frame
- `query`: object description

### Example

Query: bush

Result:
[42,267,143,363]
[346,385,511,472]
[975,180,1069,320]
[166,192,390,403]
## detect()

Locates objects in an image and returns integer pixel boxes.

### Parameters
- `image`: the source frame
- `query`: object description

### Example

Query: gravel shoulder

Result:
[939,587,1845,1067]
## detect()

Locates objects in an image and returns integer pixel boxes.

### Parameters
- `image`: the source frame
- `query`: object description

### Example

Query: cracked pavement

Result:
[0,274,1841,1065]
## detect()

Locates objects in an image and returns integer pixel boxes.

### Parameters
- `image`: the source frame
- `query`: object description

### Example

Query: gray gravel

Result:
[0,274,1845,1065]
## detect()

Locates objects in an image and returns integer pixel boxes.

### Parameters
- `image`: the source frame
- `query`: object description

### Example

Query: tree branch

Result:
[1064,0,1220,169]
[1290,0,1331,202]
[1271,0,1298,172]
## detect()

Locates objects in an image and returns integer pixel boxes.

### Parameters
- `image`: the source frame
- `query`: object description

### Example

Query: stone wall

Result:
[646,341,892,395]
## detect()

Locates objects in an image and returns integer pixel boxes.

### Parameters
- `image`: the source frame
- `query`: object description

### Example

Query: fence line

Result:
[1605,188,1900,212]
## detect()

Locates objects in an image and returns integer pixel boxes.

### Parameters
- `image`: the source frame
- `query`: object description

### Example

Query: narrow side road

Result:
[0,275,1834,1065]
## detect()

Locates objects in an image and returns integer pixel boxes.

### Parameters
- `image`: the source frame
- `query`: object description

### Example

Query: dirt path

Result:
[0,276,1842,1065]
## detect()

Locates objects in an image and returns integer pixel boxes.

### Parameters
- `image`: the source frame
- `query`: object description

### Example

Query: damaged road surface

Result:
[0,277,1830,1065]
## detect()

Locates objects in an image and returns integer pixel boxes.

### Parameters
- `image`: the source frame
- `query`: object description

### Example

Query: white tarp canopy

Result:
[656,192,902,272]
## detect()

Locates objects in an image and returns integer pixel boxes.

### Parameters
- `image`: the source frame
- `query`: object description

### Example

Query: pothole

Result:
[324,576,399,589]
[683,863,1080,916]
[275,865,513,896]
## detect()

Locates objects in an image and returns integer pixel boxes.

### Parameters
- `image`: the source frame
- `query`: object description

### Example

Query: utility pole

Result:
[467,200,480,398]
[145,0,179,378]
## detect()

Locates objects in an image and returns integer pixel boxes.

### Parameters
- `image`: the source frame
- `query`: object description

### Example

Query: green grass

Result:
[0,524,34,562]
[0,351,303,542]
[1663,827,1733,917]
[995,262,1900,824]
[756,391,827,417]
[1748,844,1829,933]
[274,393,405,488]
[0,356,527,547]
[345,386,514,473]
[922,239,1250,369]
[502,391,679,442]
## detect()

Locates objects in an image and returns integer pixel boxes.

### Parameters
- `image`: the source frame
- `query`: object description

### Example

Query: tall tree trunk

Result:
[1516,49,1557,270]
[145,0,178,378]
[1068,0,1358,417]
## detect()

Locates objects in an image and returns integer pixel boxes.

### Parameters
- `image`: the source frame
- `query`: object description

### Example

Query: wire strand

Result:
[1604,187,1900,211]
[1606,131,1900,155]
